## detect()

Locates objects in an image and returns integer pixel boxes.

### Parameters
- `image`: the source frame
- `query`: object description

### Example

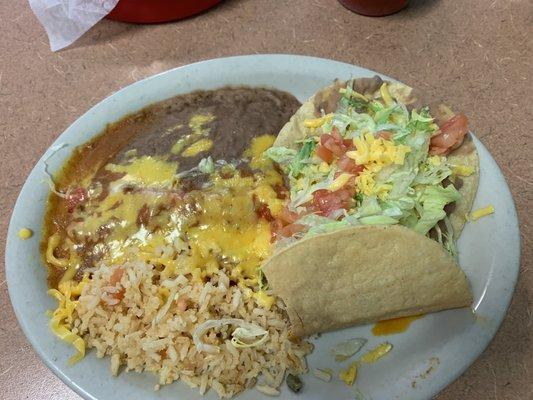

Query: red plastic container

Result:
[338,0,408,17]
[107,0,223,24]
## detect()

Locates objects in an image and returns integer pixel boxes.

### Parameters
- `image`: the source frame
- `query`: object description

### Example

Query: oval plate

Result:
[6,55,520,400]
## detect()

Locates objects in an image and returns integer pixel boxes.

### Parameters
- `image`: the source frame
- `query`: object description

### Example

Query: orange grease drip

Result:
[372,315,423,336]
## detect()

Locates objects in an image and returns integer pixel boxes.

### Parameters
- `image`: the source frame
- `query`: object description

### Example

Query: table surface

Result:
[1,1,531,399]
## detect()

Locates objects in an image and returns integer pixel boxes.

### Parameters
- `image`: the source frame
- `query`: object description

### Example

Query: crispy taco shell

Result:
[262,225,472,337]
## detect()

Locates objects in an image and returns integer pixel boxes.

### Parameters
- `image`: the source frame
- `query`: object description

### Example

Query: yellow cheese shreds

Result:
[18,228,33,239]
[427,155,443,166]
[451,164,475,176]
[339,362,358,386]
[380,83,393,107]
[347,133,411,168]
[181,138,213,157]
[360,342,392,363]
[327,173,354,192]
[253,290,276,309]
[48,278,88,364]
[470,204,495,221]
[304,113,334,129]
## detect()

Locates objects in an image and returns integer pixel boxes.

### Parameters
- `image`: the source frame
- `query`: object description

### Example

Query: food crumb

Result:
[339,362,358,386]
[18,228,33,239]
[313,368,332,382]
[154,384,160,391]
[360,342,392,363]
[256,384,280,396]
[411,357,440,388]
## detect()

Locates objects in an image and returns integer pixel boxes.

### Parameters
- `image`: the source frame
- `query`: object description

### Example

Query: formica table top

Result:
[0,1,531,399]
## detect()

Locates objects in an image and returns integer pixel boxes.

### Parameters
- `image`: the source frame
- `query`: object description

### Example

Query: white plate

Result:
[6,55,520,400]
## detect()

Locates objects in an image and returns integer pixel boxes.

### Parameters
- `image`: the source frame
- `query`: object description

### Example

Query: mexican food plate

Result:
[5,55,520,400]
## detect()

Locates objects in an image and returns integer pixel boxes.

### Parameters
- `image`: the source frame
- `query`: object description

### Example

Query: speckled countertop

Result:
[0,1,531,399]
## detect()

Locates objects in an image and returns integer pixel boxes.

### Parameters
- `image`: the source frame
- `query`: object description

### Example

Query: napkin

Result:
[29,0,119,51]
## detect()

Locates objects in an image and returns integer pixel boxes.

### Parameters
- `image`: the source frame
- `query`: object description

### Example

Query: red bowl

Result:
[338,0,408,17]
[106,0,223,24]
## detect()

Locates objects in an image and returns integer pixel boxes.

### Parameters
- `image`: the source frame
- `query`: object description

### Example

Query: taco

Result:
[262,225,472,337]
[261,77,478,336]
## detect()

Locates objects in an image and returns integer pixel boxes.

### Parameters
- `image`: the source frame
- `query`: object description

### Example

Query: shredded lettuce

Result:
[198,156,215,174]
[306,220,352,236]
[267,83,464,252]
[359,215,399,225]
[414,158,452,185]
[288,140,316,177]
[413,185,461,235]
[290,167,337,209]
[264,146,297,165]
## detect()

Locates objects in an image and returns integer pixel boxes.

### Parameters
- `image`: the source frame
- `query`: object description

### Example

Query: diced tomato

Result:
[321,132,348,157]
[328,128,353,149]
[279,223,306,238]
[338,155,364,175]
[312,189,353,217]
[316,144,334,163]
[66,187,88,213]
[269,206,303,242]
[255,202,275,222]
[277,206,299,224]
[109,268,125,286]
[377,131,393,140]
[113,288,125,301]
[429,114,468,155]
[270,219,284,242]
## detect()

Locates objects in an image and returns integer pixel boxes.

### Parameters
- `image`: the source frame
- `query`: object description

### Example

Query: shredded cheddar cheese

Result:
[47,277,88,364]
[380,82,394,107]
[451,164,475,176]
[470,204,495,221]
[304,113,334,129]
[346,133,410,199]
[339,362,358,386]
[360,342,392,363]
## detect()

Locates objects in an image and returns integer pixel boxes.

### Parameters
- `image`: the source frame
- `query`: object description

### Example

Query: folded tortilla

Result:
[274,77,479,237]
[262,225,472,337]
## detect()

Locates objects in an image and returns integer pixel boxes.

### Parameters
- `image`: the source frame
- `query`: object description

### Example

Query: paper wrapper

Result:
[29,0,119,51]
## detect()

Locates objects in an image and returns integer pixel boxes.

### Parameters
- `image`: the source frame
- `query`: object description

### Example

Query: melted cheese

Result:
[188,172,272,285]
[18,227,33,239]
[171,113,215,155]
[181,139,213,157]
[189,113,215,135]
[106,156,177,187]
[245,135,284,217]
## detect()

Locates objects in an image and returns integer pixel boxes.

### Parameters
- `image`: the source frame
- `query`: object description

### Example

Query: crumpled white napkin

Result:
[28,0,119,51]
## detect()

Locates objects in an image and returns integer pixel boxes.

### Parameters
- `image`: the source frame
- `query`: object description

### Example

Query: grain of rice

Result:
[256,385,280,396]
